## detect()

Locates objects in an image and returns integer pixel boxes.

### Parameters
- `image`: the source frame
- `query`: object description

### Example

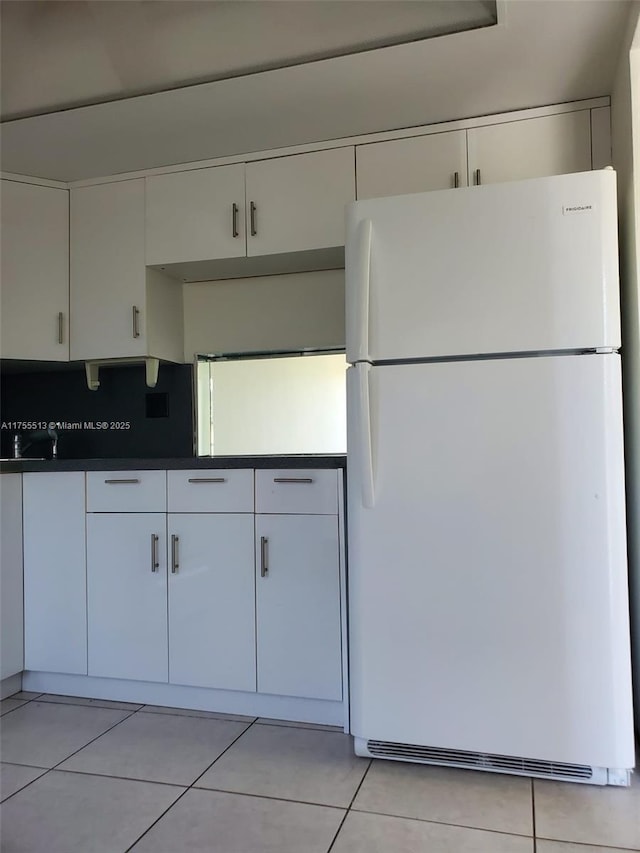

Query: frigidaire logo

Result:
[563,204,593,215]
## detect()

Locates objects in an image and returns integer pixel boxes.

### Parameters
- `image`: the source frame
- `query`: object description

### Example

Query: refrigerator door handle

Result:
[356,362,375,508]
[346,217,372,363]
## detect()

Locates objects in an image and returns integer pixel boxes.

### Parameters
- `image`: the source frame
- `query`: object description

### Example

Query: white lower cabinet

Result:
[23,473,87,675]
[168,513,256,691]
[255,514,342,701]
[1,474,24,680]
[87,513,168,682]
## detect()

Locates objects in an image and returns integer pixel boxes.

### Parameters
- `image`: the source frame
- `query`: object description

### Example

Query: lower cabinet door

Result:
[256,514,342,701]
[87,513,168,682]
[168,513,256,691]
[23,473,87,675]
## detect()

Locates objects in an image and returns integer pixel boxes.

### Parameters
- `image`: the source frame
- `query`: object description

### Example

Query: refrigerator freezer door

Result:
[347,354,634,768]
[346,170,620,363]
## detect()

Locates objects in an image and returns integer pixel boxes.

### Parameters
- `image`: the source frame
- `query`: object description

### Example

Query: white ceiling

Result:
[0,0,632,183]
[0,1,497,120]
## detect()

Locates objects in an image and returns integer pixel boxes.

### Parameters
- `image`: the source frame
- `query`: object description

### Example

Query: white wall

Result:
[183,269,345,360]
[611,2,640,734]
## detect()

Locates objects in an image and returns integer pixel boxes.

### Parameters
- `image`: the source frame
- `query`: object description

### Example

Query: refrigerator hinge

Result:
[594,347,615,354]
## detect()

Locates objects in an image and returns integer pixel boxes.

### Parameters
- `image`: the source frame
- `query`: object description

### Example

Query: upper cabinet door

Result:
[467,110,592,186]
[71,179,147,361]
[145,164,246,265]
[356,130,468,200]
[1,180,69,361]
[245,147,355,256]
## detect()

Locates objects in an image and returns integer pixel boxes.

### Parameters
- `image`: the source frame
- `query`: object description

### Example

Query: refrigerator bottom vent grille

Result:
[366,740,593,781]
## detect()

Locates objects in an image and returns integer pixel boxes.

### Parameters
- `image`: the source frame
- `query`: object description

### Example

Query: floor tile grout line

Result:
[49,707,140,772]
[123,785,191,853]
[34,699,144,712]
[188,717,260,789]
[33,766,194,790]
[0,706,141,806]
[345,806,536,840]
[122,719,262,853]
[189,782,355,810]
[326,758,373,853]
[0,766,49,806]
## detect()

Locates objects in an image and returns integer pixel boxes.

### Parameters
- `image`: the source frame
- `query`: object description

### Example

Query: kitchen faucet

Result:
[13,427,59,460]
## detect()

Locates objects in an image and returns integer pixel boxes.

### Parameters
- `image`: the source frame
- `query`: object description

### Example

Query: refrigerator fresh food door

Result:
[347,355,634,769]
[345,170,620,364]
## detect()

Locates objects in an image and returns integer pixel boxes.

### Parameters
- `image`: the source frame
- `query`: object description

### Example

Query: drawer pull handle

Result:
[232,202,239,238]
[104,478,141,484]
[171,534,179,574]
[57,311,65,344]
[151,534,159,573]
[273,477,314,484]
[260,536,269,578]
[475,168,482,186]
[250,201,257,236]
[453,171,459,189]
[187,477,227,484]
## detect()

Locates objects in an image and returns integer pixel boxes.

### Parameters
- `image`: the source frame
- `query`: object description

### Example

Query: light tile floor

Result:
[0,691,638,852]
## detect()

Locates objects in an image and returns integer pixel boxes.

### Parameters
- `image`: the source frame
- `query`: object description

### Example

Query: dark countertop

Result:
[0,455,347,473]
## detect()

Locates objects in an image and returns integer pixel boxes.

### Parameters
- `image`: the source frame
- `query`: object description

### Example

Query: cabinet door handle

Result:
[132,305,141,338]
[250,201,257,237]
[104,478,141,484]
[151,534,159,573]
[273,477,314,484]
[232,202,239,238]
[453,171,459,189]
[171,534,179,574]
[57,311,65,344]
[475,168,482,186]
[187,477,226,484]
[260,536,269,577]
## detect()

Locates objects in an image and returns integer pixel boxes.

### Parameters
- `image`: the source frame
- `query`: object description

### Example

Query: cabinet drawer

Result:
[255,469,338,515]
[168,469,254,513]
[86,471,166,512]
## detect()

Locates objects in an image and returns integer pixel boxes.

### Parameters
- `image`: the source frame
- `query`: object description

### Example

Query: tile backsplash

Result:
[0,362,194,459]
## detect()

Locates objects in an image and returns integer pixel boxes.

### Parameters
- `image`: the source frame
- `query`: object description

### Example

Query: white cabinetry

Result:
[255,470,343,701]
[168,513,256,691]
[245,148,355,256]
[24,466,345,719]
[87,513,168,682]
[23,473,87,675]
[467,110,592,185]
[356,130,468,199]
[86,471,168,682]
[0,474,23,680]
[167,469,256,691]
[71,179,183,362]
[1,180,69,361]
[144,148,355,271]
[146,165,245,265]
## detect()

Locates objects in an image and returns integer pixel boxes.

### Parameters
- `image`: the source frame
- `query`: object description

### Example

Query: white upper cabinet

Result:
[467,110,592,186]
[71,180,147,361]
[146,164,245,265]
[1,180,69,361]
[71,179,183,362]
[356,130,468,200]
[245,148,355,256]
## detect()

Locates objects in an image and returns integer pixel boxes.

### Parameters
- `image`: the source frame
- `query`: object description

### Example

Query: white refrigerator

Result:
[346,169,635,786]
